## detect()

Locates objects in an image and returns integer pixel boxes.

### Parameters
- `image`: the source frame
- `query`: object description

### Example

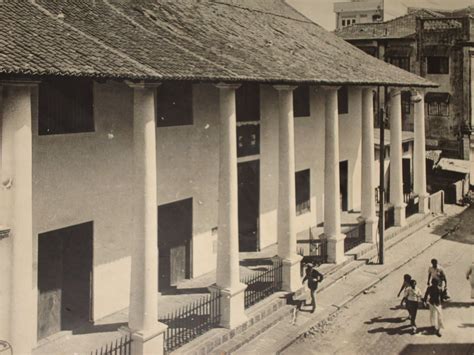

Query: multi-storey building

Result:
[336,7,474,161]
[334,0,384,30]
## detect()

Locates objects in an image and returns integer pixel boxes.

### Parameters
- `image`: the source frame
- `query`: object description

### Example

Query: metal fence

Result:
[429,190,445,214]
[91,334,131,355]
[160,292,221,353]
[242,258,283,309]
[344,222,366,252]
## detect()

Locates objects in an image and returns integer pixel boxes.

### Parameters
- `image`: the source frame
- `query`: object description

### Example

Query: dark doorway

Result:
[37,222,93,340]
[238,160,260,252]
[340,160,349,211]
[158,198,192,292]
[403,158,412,195]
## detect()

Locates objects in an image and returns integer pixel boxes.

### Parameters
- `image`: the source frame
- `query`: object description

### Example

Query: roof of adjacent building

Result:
[336,7,473,41]
[436,158,471,175]
[0,0,435,87]
[374,128,415,147]
[335,8,444,40]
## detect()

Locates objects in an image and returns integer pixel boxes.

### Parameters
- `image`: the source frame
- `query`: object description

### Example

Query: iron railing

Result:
[242,258,283,309]
[91,334,131,355]
[297,228,328,272]
[160,292,221,353]
[344,222,366,252]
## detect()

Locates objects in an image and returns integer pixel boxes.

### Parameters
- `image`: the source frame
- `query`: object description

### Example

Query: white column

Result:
[322,86,345,264]
[273,85,302,292]
[361,87,378,243]
[212,83,247,329]
[389,88,406,226]
[127,82,166,355]
[412,91,429,213]
[1,82,36,355]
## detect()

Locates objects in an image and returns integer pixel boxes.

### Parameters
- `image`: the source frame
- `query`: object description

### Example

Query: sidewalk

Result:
[230,205,466,354]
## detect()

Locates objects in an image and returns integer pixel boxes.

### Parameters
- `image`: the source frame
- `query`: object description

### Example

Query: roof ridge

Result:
[103,0,238,78]
[29,0,161,78]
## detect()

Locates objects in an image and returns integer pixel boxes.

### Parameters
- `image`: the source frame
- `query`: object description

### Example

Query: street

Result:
[284,205,474,355]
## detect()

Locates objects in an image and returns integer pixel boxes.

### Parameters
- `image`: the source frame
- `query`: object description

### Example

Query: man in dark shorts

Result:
[302,263,324,313]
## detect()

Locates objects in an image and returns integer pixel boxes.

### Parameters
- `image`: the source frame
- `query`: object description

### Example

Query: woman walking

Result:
[404,279,422,334]
[397,274,412,318]
[423,278,444,337]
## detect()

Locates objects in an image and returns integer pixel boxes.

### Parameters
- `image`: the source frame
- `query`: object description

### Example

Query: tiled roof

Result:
[374,129,415,147]
[335,9,444,40]
[0,0,435,87]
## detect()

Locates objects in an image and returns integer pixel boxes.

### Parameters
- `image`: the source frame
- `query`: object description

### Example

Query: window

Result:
[156,82,193,127]
[342,19,346,27]
[426,56,449,74]
[237,124,260,157]
[293,85,310,117]
[388,57,410,71]
[425,92,450,116]
[338,86,349,114]
[403,142,410,153]
[295,169,310,215]
[39,78,94,135]
[401,91,411,115]
[236,83,260,122]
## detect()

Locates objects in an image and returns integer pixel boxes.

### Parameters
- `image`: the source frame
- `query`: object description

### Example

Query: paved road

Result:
[284,206,474,355]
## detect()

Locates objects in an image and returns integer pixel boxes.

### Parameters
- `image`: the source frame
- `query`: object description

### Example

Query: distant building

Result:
[336,7,474,161]
[334,0,384,30]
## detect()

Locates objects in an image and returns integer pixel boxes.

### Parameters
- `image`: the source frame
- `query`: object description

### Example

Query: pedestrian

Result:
[423,278,444,337]
[466,262,474,299]
[397,274,412,313]
[302,263,324,313]
[427,258,449,300]
[404,279,422,334]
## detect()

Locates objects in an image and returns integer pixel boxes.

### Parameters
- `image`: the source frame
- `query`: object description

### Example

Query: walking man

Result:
[302,263,323,313]
[427,258,449,301]
[423,278,444,337]
[404,279,422,334]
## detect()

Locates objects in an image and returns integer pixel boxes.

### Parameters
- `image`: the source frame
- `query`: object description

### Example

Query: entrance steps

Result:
[174,212,438,355]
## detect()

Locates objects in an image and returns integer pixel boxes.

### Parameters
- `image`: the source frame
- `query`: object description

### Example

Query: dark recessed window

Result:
[236,83,260,122]
[295,169,310,216]
[293,85,310,117]
[401,91,412,115]
[388,57,410,71]
[237,124,260,157]
[426,56,449,74]
[156,82,193,127]
[39,78,94,135]
[403,142,410,153]
[338,86,349,115]
[425,92,450,116]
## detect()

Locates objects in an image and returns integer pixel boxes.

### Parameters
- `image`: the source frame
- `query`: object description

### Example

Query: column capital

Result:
[388,87,402,97]
[319,85,341,92]
[126,80,161,89]
[215,82,241,90]
[360,86,376,92]
[273,84,297,92]
[411,92,424,103]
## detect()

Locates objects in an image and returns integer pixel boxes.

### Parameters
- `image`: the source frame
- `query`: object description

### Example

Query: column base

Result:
[394,204,406,227]
[418,194,430,214]
[209,283,247,329]
[281,254,303,292]
[364,217,378,244]
[127,323,167,355]
[325,234,346,264]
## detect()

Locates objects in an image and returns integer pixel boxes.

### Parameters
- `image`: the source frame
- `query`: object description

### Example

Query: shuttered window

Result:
[156,82,193,127]
[293,85,310,117]
[427,56,449,74]
[39,78,94,135]
[236,83,260,122]
[338,86,349,114]
[296,169,311,215]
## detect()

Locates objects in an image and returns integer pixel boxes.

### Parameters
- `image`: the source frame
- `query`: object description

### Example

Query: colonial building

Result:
[333,0,384,30]
[0,1,434,354]
[335,7,474,161]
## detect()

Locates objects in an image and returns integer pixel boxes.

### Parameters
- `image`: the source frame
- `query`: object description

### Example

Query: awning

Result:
[422,45,452,57]
[385,46,413,57]
[425,92,450,103]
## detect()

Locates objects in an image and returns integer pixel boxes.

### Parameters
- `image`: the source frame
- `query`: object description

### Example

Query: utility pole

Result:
[377,86,386,265]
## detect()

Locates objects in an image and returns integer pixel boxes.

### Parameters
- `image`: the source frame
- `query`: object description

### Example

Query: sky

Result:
[287,0,473,30]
